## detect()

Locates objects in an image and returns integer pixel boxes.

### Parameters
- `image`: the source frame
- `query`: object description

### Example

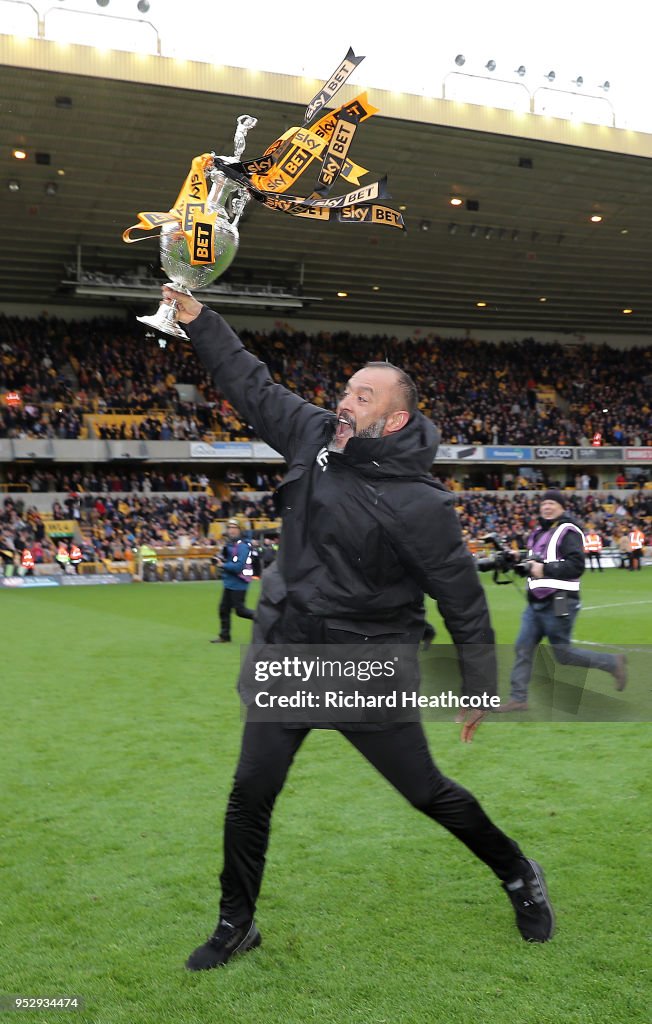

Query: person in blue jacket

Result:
[211,519,255,643]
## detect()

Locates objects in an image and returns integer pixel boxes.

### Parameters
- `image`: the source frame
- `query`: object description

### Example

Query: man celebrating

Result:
[502,490,627,712]
[211,518,255,643]
[162,287,555,967]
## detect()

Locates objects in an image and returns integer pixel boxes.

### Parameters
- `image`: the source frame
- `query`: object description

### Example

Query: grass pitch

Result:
[1,572,650,1024]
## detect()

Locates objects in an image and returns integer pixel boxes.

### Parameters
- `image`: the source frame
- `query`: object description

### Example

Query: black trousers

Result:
[629,549,643,571]
[219,717,525,925]
[219,587,254,639]
[422,621,436,642]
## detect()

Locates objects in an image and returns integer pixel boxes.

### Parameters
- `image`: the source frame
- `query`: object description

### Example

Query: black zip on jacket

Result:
[188,307,497,701]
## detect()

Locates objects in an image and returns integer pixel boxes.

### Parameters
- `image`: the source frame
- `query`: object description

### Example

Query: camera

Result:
[476,533,539,583]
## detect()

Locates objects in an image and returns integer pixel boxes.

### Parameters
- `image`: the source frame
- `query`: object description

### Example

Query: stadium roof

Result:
[2,40,652,335]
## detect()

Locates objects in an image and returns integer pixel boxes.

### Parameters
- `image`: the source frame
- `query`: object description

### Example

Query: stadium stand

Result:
[2,315,651,446]
[2,314,651,577]
[1,489,648,574]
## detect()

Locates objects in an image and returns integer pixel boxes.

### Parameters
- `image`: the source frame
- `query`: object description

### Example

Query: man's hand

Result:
[528,560,545,579]
[460,709,487,743]
[162,286,203,324]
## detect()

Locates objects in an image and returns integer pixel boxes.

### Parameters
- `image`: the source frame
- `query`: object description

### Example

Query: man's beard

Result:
[327,414,387,452]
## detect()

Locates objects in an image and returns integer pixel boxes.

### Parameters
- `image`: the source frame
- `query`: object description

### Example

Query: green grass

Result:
[0,574,650,1024]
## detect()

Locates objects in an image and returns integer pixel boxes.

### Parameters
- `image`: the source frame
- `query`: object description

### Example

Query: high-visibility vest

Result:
[584,533,603,553]
[21,549,34,569]
[56,543,70,563]
[629,530,645,550]
[526,521,583,598]
[240,547,254,580]
[70,544,83,564]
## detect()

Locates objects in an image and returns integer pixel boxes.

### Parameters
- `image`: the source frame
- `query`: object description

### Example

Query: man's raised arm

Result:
[163,287,330,462]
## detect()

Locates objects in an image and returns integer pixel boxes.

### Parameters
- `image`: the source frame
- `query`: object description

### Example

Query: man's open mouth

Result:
[335,414,355,439]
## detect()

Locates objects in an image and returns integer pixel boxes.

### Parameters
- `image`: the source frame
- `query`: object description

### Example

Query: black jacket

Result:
[188,308,496,702]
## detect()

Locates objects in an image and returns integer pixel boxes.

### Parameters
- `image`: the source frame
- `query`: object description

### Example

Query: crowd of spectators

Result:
[2,466,283,495]
[2,487,648,576]
[0,483,280,568]
[411,334,652,448]
[2,313,651,446]
[2,467,219,494]
[2,315,650,569]
[0,498,51,563]
[84,492,277,562]
[451,491,651,550]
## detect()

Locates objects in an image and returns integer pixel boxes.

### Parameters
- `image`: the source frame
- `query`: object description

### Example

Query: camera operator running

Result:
[501,490,627,712]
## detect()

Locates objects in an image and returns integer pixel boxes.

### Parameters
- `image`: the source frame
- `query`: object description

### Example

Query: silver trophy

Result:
[138,115,258,341]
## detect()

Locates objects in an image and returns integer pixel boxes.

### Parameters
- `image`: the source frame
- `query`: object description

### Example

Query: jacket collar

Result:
[327,412,440,480]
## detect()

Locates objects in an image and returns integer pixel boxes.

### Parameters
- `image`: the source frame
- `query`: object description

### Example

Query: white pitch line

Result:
[581,599,652,612]
[577,641,650,653]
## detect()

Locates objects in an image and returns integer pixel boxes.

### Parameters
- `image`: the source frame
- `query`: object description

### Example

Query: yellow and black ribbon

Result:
[122,209,180,244]
[310,109,360,197]
[123,153,217,264]
[217,166,388,211]
[244,92,377,194]
[303,46,365,123]
[258,48,367,173]
[124,50,405,247]
[212,76,404,225]
[292,204,405,228]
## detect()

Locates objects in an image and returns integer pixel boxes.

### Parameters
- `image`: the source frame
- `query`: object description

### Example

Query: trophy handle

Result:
[206,169,228,215]
[230,190,250,228]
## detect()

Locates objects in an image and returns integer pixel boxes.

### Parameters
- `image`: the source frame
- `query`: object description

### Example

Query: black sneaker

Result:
[503,859,555,942]
[186,918,261,971]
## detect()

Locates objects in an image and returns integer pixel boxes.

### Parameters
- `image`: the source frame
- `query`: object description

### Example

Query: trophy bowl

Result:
[137,205,240,342]
[160,218,239,291]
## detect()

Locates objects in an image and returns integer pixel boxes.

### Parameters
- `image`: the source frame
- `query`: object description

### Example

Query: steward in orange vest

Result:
[629,529,645,550]
[583,532,602,552]
[628,528,645,571]
[21,548,35,575]
[583,531,603,572]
